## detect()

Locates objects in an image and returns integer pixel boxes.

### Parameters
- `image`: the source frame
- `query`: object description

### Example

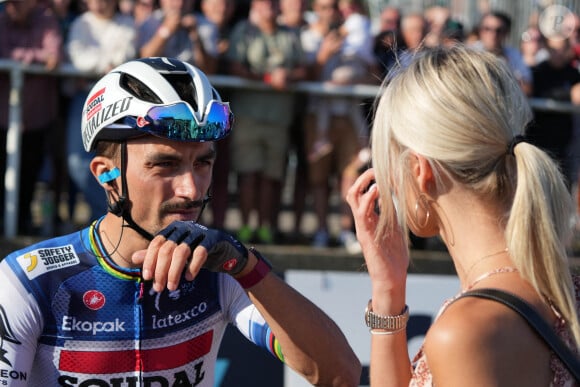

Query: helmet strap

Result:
[197,185,212,222]
[113,141,155,241]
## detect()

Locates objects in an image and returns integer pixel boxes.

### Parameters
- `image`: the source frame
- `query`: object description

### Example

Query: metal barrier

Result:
[2,59,580,237]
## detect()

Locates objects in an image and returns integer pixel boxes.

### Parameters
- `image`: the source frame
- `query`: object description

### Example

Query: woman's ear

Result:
[410,152,435,194]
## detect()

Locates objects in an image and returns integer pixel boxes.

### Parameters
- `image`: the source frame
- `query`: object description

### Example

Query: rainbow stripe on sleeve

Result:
[250,322,285,362]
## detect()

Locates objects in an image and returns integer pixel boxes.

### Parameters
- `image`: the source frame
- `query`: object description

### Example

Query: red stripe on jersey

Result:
[58,330,213,373]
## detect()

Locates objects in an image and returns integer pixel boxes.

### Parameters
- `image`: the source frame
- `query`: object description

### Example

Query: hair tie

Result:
[507,135,525,156]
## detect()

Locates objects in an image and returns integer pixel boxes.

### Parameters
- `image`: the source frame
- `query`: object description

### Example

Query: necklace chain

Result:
[463,247,509,283]
[464,266,519,291]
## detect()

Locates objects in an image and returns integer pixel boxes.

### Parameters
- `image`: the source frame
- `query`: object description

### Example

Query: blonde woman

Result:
[347,45,580,386]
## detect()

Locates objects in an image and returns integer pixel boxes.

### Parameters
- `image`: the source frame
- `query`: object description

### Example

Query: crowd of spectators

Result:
[1,0,580,253]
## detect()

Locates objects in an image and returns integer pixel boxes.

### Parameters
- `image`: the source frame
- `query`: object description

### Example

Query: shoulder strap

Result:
[459,288,580,380]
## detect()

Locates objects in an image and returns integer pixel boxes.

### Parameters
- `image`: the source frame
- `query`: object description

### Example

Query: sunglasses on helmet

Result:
[126,100,233,142]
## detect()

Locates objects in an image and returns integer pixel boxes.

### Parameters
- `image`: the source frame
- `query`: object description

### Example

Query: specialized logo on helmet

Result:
[83,290,106,311]
[83,96,133,150]
[222,258,238,272]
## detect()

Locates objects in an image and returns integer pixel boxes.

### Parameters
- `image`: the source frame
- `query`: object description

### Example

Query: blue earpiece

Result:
[98,167,121,184]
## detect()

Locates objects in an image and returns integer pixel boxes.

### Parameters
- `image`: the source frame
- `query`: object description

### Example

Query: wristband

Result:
[236,247,272,289]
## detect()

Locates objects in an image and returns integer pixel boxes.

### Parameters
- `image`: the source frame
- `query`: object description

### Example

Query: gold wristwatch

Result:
[364,300,409,330]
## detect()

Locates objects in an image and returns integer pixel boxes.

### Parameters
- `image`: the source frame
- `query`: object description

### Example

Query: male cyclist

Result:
[0,57,360,386]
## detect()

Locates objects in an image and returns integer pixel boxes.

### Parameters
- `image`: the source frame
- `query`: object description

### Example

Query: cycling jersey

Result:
[0,218,282,386]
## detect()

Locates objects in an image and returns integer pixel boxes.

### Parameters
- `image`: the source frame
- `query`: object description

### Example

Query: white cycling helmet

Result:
[81,57,233,151]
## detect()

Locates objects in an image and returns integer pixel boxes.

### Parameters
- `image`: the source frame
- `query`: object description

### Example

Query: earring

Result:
[414,194,430,229]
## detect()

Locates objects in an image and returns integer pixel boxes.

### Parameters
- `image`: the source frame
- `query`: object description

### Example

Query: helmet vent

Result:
[120,73,163,104]
[162,74,199,111]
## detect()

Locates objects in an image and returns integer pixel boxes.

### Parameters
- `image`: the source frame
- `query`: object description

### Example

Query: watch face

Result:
[365,299,372,327]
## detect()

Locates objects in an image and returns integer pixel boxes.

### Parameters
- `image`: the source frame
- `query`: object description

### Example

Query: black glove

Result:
[158,221,248,275]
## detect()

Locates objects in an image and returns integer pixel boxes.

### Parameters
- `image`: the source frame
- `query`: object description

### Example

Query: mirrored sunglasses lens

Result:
[147,103,195,140]
[146,102,232,141]
[205,102,233,138]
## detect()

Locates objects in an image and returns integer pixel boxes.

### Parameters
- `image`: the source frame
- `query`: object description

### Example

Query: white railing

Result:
[2,59,580,237]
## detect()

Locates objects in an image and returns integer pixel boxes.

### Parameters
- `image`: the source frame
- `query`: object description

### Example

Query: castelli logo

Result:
[222,258,238,272]
[83,290,106,310]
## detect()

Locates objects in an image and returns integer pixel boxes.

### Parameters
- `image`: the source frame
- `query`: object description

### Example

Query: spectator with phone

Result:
[137,0,216,74]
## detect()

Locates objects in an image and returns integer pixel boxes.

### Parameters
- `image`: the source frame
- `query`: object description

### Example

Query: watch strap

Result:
[236,247,272,289]
[365,300,409,331]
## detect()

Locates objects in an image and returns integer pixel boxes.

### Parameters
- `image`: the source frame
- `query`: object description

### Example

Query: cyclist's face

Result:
[125,137,216,234]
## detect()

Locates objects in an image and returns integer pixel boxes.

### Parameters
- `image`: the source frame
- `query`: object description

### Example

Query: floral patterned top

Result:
[409,272,579,387]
